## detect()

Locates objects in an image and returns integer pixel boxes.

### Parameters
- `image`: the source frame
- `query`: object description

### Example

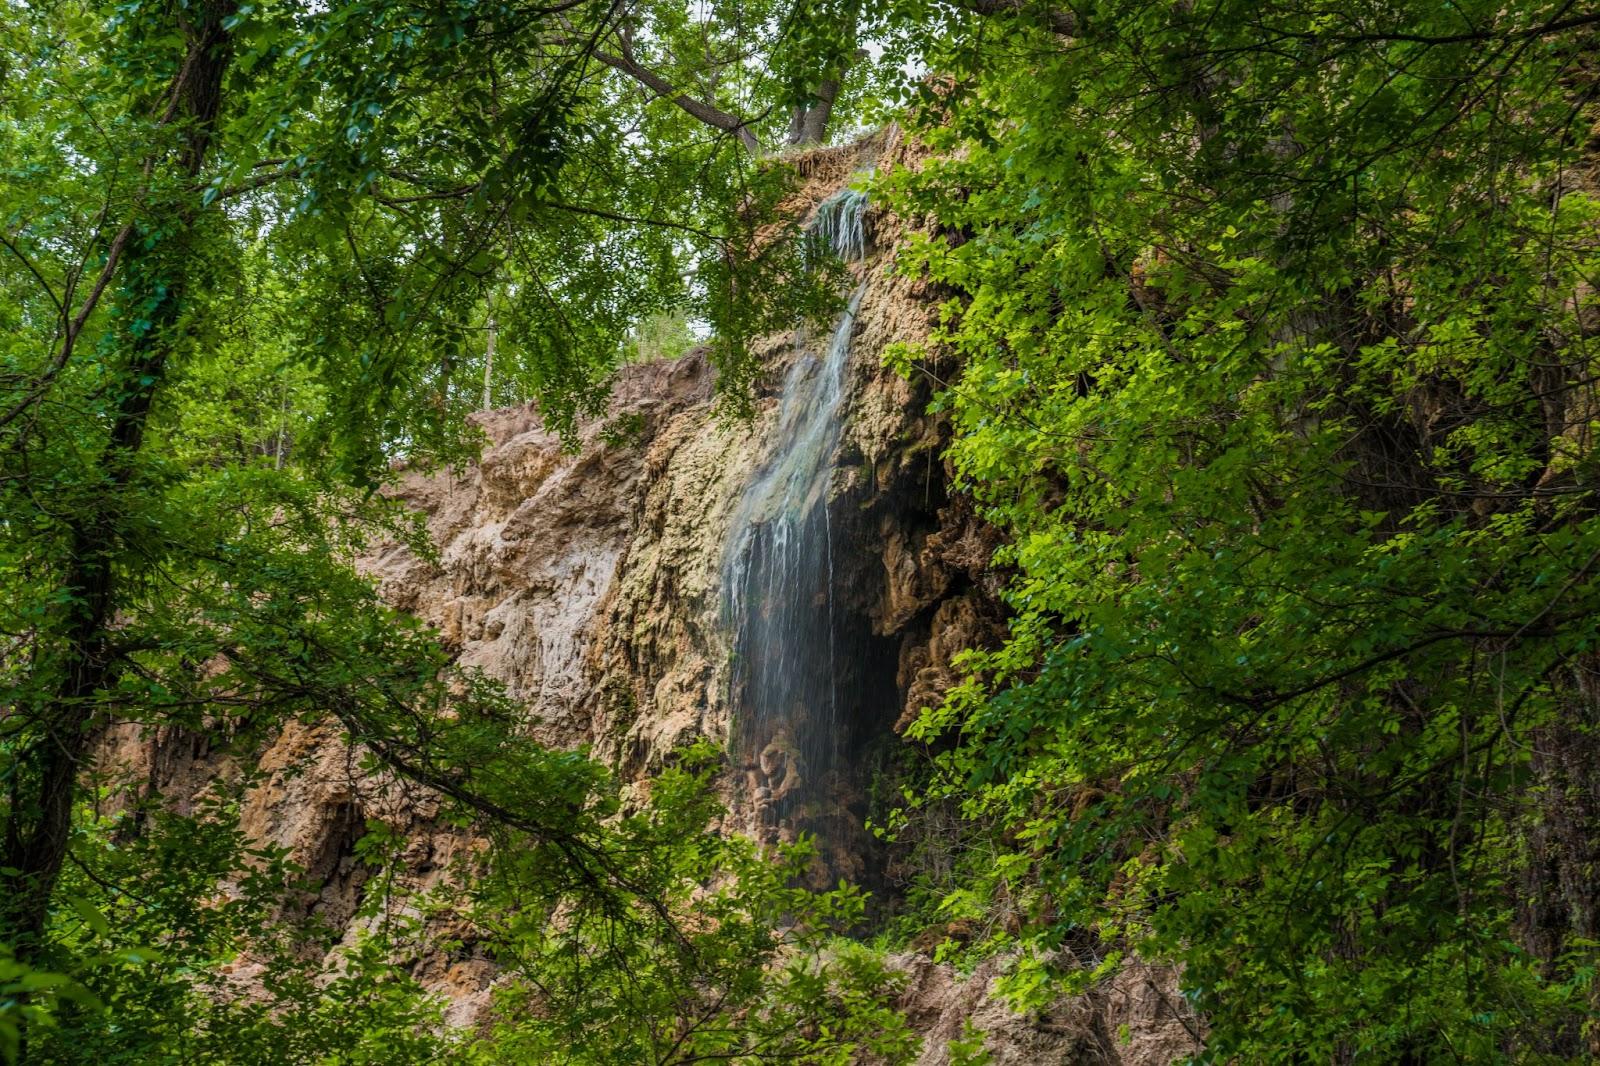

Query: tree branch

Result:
[0,223,134,435]
[0,232,65,319]
[945,0,1077,37]
[588,44,760,152]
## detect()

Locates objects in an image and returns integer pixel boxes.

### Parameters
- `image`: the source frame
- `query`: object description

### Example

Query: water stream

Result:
[723,186,873,862]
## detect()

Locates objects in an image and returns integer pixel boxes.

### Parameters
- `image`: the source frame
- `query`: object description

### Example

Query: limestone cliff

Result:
[101,134,1195,1062]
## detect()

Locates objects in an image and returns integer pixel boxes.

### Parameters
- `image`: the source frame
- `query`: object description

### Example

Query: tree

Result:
[448,747,917,1066]
[576,0,877,150]
[0,0,839,1049]
[2,0,242,951]
[880,0,1600,1057]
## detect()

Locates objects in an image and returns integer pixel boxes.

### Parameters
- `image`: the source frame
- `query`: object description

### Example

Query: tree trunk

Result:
[0,0,235,957]
[483,313,498,410]
[786,76,842,147]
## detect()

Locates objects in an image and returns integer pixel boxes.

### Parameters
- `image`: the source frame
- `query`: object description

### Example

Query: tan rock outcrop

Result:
[893,954,1203,1066]
[97,131,1193,1060]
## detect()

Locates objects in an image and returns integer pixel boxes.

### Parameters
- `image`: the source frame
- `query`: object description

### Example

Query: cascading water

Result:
[809,185,870,262]
[723,184,877,874]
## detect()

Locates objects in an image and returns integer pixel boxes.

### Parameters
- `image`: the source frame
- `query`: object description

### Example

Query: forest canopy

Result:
[3,0,1600,1061]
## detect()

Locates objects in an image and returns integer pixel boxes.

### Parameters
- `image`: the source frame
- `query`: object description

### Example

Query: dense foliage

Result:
[0,0,891,1059]
[880,0,1600,1059]
[6,0,1600,1059]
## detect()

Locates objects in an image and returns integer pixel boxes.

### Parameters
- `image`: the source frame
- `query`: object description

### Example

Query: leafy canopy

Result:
[878,0,1600,1059]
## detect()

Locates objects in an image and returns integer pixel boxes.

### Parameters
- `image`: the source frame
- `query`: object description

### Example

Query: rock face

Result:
[364,134,979,788]
[346,132,1008,892]
[366,351,723,753]
[894,955,1202,1066]
[100,132,1193,1060]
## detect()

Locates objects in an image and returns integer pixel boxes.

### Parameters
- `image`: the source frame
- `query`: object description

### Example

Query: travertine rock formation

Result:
[99,133,1193,1060]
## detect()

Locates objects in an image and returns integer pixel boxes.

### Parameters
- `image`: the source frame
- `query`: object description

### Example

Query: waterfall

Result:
[722,181,878,870]
[729,278,870,793]
[724,285,866,809]
[809,186,870,262]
